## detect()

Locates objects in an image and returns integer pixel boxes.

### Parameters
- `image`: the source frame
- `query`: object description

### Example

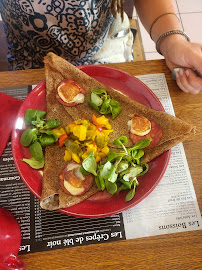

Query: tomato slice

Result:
[56,80,86,107]
[130,120,163,149]
[59,162,94,196]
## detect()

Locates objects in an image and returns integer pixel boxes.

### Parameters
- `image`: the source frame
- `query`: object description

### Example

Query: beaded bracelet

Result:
[156,30,191,55]
[149,12,179,39]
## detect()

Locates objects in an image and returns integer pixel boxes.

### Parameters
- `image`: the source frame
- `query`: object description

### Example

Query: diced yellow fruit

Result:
[75,119,90,128]
[103,141,108,147]
[71,152,80,163]
[63,116,112,162]
[89,123,97,131]
[82,152,88,160]
[52,128,61,137]
[64,126,71,135]
[60,128,66,134]
[92,132,96,141]
[96,156,102,162]
[83,141,93,146]
[102,129,113,135]
[105,123,112,129]
[97,152,107,158]
[68,123,77,132]
[64,149,72,162]
[82,144,97,160]
[73,125,87,141]
[95,130,104,138]
[102,146,109,155]
[52,128,66,138]
[86,130,94,140]
[94,115,110,128]
[87,143,97,153]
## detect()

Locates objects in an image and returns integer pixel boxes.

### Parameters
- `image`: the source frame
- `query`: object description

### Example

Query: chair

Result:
[130,18,145,61]
[124,0,145,61]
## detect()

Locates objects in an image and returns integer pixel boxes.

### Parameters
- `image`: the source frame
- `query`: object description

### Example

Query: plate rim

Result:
[79,65,166,112]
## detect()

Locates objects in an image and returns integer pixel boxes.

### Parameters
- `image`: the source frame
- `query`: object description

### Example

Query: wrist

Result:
[151,13,182,42]
[158,33,189,56]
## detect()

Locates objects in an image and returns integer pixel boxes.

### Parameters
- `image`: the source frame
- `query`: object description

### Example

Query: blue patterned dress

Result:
[0,0,113,70]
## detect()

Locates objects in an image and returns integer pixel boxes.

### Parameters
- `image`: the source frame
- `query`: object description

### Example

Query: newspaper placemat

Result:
[122,74,201,239]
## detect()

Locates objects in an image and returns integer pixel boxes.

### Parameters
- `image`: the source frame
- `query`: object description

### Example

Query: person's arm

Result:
[134,0,202,94]
[134,0,182,41]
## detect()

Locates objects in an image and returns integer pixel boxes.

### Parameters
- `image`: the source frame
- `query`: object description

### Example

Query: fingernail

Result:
[185,69,190,77]
[174,68,180,73]
[179,68,184,76]
[176,72,179,79]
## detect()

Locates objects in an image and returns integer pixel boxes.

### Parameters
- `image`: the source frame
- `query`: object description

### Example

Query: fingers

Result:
[186,48,202,75]
[176,68,202,94]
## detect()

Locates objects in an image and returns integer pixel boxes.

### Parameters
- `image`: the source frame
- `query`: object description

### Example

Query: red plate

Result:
[12,66,170,218]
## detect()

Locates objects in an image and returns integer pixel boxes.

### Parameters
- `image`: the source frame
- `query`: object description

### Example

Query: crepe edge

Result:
[40,184,99,211]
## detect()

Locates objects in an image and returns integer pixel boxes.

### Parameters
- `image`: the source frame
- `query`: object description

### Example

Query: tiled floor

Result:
[134,0,202,60]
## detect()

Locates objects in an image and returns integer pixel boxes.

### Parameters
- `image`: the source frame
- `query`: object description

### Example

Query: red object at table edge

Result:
[0,92,23,157]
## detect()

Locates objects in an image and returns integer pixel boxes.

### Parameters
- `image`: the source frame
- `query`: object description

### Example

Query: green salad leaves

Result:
[80,136,150,201]
[20,109,60,169]
[88,89,122,119]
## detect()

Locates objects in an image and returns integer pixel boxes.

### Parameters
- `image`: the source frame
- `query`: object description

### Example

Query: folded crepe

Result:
[40,62,98,210]
[40,52,195,210]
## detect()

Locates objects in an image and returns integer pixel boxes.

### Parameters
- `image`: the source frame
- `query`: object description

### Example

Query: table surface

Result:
[0,60,201,270]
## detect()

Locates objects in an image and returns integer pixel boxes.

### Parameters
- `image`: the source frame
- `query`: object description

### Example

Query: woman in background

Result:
[0,0,201,94]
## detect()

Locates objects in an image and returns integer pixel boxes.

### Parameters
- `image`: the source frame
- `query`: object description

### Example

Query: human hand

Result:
[159,36,202,94]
